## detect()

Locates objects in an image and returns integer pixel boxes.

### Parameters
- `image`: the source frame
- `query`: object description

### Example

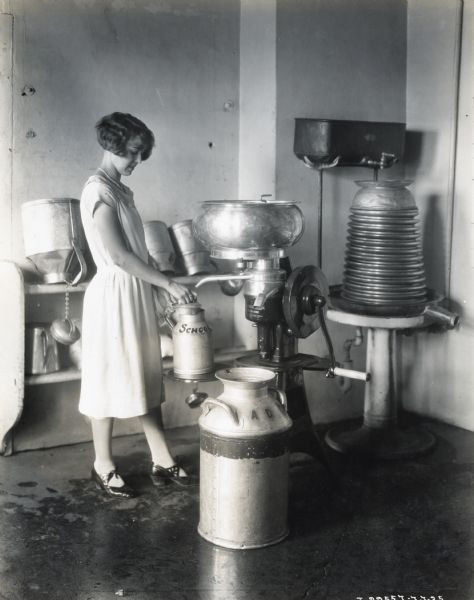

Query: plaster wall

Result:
[238,0,276,201]
[1,0,241,450]
[0,13,12,260]
[233,0,278,350]
[274,0,407,423]
[402,0,474,430]
[5,0,240,261]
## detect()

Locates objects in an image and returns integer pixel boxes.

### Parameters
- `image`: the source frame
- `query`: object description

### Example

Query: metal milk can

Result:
[165,303,214,379]
[169,220,213,275]
[143,220,176,274]
[198,367,292,549]
[25,323,60,375]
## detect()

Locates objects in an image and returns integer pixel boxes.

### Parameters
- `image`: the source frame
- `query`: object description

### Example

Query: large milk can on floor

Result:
[198,367,292,549]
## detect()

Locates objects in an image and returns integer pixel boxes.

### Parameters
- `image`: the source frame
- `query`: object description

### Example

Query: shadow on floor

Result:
[0,419,473,600]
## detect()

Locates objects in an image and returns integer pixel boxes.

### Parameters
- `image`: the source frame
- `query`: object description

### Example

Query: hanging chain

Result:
[64,291,70,320]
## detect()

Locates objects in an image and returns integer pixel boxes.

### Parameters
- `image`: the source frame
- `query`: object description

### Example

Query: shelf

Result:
[26,367,82,386]
[24,274,232,295]
[212,347,255,363]
[25,282,89,295]
[25,348,254,387]
[161,347,254,372]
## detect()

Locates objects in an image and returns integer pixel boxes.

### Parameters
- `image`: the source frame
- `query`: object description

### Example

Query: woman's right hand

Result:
[166,281,197,305]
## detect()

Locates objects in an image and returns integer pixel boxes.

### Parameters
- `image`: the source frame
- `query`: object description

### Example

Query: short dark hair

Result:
[95,112,155,161]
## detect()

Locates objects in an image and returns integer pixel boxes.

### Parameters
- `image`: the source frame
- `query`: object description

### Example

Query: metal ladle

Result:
[50,291,81,346]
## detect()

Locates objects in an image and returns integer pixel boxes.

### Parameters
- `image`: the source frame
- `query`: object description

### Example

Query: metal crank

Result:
[283,265,369,383]
[277,266,369,476]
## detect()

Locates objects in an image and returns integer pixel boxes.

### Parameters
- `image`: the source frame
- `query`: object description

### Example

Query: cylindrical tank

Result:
[167,303,214,379]
[21,198,87,284]
[341,180,427,315]
[143,220,176,274]
[169,220,213,275]
[198,367,292,549]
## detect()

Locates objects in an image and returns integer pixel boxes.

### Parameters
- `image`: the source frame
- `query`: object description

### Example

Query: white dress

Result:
[78,171,163,419]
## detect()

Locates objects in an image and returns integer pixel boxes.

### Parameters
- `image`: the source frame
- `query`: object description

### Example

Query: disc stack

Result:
[341,180,427,316]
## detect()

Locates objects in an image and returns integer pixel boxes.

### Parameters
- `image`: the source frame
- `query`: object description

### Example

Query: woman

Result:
[79,112,196,498]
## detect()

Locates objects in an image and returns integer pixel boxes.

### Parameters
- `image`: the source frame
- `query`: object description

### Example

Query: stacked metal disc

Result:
[341,180,427,315]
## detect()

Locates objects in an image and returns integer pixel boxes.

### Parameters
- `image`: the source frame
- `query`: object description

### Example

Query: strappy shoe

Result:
[150,463,198,488]
[91,468,136,498]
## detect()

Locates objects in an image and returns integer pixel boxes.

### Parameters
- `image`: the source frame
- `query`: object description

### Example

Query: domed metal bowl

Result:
[192,200,304,259]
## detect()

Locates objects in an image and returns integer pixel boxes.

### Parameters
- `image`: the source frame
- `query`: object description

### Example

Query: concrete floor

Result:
[0,418,473,600]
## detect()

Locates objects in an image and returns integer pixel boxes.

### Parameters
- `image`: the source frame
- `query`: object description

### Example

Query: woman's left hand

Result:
[166,281,197,305]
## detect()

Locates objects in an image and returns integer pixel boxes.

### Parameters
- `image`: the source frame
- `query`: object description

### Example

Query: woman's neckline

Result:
[96,167,127,191]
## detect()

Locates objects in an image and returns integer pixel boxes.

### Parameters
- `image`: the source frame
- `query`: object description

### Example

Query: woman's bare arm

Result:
[93,202,195,303]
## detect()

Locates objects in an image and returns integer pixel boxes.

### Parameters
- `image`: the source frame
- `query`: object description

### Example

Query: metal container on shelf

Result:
[169,219,213,275]
[21,198,88,284]
[164,303,214,379]
[198,367,292,549]
[143,220,176,274]
[25,323,60,375]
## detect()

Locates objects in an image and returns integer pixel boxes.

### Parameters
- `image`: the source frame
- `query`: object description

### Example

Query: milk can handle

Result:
[268,387,287,411]
[161,304,177,330]
[201,398,239,425]
[41,330,49,369]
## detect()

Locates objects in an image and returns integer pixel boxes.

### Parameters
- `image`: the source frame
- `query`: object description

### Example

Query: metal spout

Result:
[424,305,460,330]
[185,390,208,408]
[360,152,398,170]
[195,273,252,289]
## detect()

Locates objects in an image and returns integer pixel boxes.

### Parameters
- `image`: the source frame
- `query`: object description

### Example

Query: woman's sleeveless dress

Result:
[78,172,163,419]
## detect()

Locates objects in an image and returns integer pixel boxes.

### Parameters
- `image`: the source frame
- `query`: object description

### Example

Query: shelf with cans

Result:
[18,205,238,387]
[1,260,242,456]
[23,272,241,387]
[0,203,246,457]
[25,347,249,386]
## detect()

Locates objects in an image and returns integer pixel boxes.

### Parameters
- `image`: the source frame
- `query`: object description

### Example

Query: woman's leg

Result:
[90,417,115,474]
[140,407,186,475]
[90,416,134,495]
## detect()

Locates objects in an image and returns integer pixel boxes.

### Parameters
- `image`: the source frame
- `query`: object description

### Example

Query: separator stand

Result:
[325,308,435,459]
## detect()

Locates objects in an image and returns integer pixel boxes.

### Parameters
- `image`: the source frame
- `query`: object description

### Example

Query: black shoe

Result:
[91,468,137,498]
[150,463,198,488]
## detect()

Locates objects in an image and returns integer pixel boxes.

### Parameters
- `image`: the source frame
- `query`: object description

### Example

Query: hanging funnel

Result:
[21,198,88,284]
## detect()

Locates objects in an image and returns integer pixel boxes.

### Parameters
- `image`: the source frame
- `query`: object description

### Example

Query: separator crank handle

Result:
[330,366,371,382]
